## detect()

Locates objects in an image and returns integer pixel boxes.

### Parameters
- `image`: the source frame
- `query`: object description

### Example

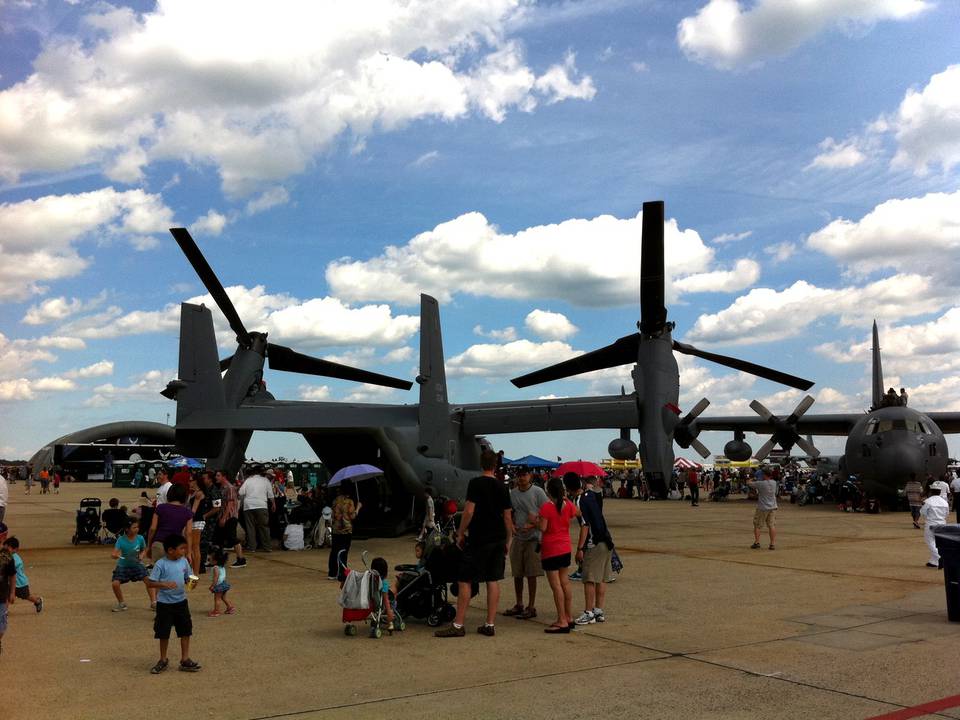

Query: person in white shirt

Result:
[931,477,951,505]
[155,471,172,505]
[950,473,960,523]
[920,487,950,568]
[0,471,8,525]
[239,467,275,553]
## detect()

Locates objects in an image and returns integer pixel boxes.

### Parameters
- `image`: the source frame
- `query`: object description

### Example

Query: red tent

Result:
[674,457,702,470]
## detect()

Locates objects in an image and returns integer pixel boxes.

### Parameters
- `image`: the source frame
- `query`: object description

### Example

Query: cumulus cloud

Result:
[65,360,114,379]
[447,339,578,377]
[806,190,960,279]
[298,385,332,401]
[712,230,752,244]
[85,369,172,407]
[0,188,174,300]
[0,1,594,196]
[22,291,107,325]
[678,0,929,69]
[192,209,228,236]
[764,242,796,263]
[524,309,578,340]
[244,187,290,216]
[806,136,868,170]
[473,325,518,342]
[327,208,757,307]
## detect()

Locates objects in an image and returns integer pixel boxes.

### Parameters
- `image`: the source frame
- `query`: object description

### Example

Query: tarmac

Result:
[2,483,959,720]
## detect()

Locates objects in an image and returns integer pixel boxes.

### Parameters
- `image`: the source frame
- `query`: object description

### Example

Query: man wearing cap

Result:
[239,466,275,553]
[748,467,778,550]
[503,468,548,620]
[920,486,950,568]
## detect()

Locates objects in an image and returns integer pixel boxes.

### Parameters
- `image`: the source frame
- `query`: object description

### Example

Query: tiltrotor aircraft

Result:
[689,321,960,504]
[161,200,817,531]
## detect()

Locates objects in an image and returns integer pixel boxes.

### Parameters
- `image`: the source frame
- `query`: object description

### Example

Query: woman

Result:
[418,487,435,541]
[327,481,361,581]
[147,482,194,575]
[538,477,580,634]
[189,472,220,574]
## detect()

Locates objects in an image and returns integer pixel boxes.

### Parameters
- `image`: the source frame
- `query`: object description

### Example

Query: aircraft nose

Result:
[876,441,925,481]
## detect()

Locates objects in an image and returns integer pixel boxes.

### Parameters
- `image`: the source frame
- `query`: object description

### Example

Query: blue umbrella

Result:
[167,455,203,469]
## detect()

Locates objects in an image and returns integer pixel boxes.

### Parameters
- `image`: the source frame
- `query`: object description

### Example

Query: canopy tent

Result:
[674,457,703,470]
[504,455,560,469]
[166,455,204,469]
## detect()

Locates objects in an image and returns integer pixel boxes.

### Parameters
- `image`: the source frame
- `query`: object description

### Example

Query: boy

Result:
[111,519,152,611]
[2,537,43,612]
[145,534,201,674]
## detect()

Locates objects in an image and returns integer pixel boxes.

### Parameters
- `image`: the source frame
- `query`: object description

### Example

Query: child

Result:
[0,529,15,655]
[207,547,236,617]
[370,556,396,627]
[111,519,152,611]
[145,534,200,674]
[2,538,43,613]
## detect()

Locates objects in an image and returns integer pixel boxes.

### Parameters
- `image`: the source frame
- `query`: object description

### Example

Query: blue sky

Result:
[1,0,958,463]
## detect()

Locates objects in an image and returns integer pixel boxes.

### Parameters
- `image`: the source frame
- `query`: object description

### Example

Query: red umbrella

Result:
[552,460,606,478]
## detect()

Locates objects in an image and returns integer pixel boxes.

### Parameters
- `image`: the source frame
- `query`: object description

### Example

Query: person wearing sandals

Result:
[748,467,778,550]
[206,547,236,617]
[503,468,548,621]
[538,477,580,634]
[145,534,201,674]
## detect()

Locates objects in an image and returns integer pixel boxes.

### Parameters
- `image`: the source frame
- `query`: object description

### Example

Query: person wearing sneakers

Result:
[110,518,152,611]
[435,448,514,638]
[748,467,778,550]
[566,474,613,627]
[503,468,548,621]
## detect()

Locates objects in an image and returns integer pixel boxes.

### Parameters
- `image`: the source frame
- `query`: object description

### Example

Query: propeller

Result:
[672,342,813,391]
[170,227,412,391]
[750,395,820,461]
[674,397,711,459]
[511,334,639,388]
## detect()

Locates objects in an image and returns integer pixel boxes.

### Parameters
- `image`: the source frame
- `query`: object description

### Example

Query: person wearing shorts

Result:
[435,449,513,638]
[111,519,151,611]
[748,468,778,550]
[215,471,246,568]
[503,469,548,620]
[568,475,614,626]
[145,534,200,674]
[1,529,16,654]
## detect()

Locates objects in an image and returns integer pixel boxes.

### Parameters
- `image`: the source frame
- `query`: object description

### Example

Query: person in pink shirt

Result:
[538,477,580,634]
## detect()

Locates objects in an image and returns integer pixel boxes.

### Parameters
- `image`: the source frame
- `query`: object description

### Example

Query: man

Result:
[950,472,960,523]
[905,473,924,529]
[156,470,172,505]
[215,471,246,568]
[567,474,613,625]
[503,468,548,620]
[436,448,513,638]
[239,466,274,553]
[931,475,951,508]
[748,467,778,550]
[687,468,700,507]
[0,470,7,526]
[920,486,950,568]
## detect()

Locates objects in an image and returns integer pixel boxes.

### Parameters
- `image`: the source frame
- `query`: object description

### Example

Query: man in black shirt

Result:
[436,449,514,637]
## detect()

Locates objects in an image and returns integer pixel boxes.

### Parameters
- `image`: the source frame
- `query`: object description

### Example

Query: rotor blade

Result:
[684,397,710,422]
[640,200,667,335]
[690,438,711,459]
[511,334,640,388]
[749,399,775,423]
[674,341,814,390]
[787,394,816,423]
[219,356,233,373]
[170,228,251,346]
[795,435,821,458]
[267,343,413,390]
[755,438,777,461]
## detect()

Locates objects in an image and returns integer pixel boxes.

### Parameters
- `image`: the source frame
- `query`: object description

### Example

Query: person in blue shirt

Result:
[370,556,398,629]
[110,518,151,612]
[145,534,201,674]
[2,537,43,613]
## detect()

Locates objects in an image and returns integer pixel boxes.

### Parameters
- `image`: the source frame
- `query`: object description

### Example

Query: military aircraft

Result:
[161,201,814,531]
[684,321,960,504]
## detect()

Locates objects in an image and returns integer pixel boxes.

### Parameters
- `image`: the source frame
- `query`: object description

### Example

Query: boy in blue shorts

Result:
[2,537,43,613]
[145,534,201,674]
[111,518,151,611]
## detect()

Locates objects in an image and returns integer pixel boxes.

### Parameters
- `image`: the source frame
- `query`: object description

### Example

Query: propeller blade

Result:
[787,394,815,423]
[640,200,667,335]
[267,343,413,390]
[691,437,711,459]
[170,228,251,347]
[755,438,777,461]
[795,435,821,458]
[219,356,233,373]
[511,333,640,388]
[684,397,710,421]
[749,399,775,423]
[672,341,814,391]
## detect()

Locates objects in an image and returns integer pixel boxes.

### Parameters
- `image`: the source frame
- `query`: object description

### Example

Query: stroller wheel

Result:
[370,625,382,639]
[344,624,357,636]
[441,604,456,622]
[427,613,441,627]
[395,619,406,632]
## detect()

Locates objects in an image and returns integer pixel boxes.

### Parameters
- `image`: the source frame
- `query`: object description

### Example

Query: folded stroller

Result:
[337,551,405,638]
[72,498,102,545]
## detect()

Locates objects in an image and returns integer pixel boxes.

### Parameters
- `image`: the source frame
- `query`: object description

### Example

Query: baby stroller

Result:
[337,550,405,638]
[73,498,102,545]
[394,536,458,627]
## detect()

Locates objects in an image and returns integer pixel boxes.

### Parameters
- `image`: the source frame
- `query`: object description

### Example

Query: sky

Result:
[1,0,959,464]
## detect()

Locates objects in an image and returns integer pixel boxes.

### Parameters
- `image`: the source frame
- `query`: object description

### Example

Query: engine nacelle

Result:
[608,437,638,460]
[724,439,752,462]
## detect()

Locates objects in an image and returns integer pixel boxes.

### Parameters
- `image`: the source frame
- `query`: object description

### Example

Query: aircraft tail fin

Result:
[417,294,450,459]
[170,302,226,457]
[871,320,884,409]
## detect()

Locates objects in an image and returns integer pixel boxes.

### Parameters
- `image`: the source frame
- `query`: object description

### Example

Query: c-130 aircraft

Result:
[162,201,815,532]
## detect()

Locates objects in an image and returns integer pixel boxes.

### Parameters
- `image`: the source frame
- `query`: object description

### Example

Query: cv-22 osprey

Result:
[162,201,815,532]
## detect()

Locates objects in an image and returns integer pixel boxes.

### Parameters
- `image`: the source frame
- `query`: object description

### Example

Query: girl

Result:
[539,477,580,634]
[207,547,236,617]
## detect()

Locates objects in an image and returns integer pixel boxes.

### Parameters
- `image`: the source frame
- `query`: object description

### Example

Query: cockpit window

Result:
[918,420,933,434]
[877,420,895,433]
[865,419,879,435]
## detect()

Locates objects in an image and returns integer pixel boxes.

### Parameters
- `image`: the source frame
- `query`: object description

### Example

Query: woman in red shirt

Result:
[538,477,580,634]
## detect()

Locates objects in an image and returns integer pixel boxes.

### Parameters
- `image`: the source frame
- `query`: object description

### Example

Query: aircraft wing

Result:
[925,413,960,434]
[458,395,639,436]
[693,414,861,436]
[176,401,419,431]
